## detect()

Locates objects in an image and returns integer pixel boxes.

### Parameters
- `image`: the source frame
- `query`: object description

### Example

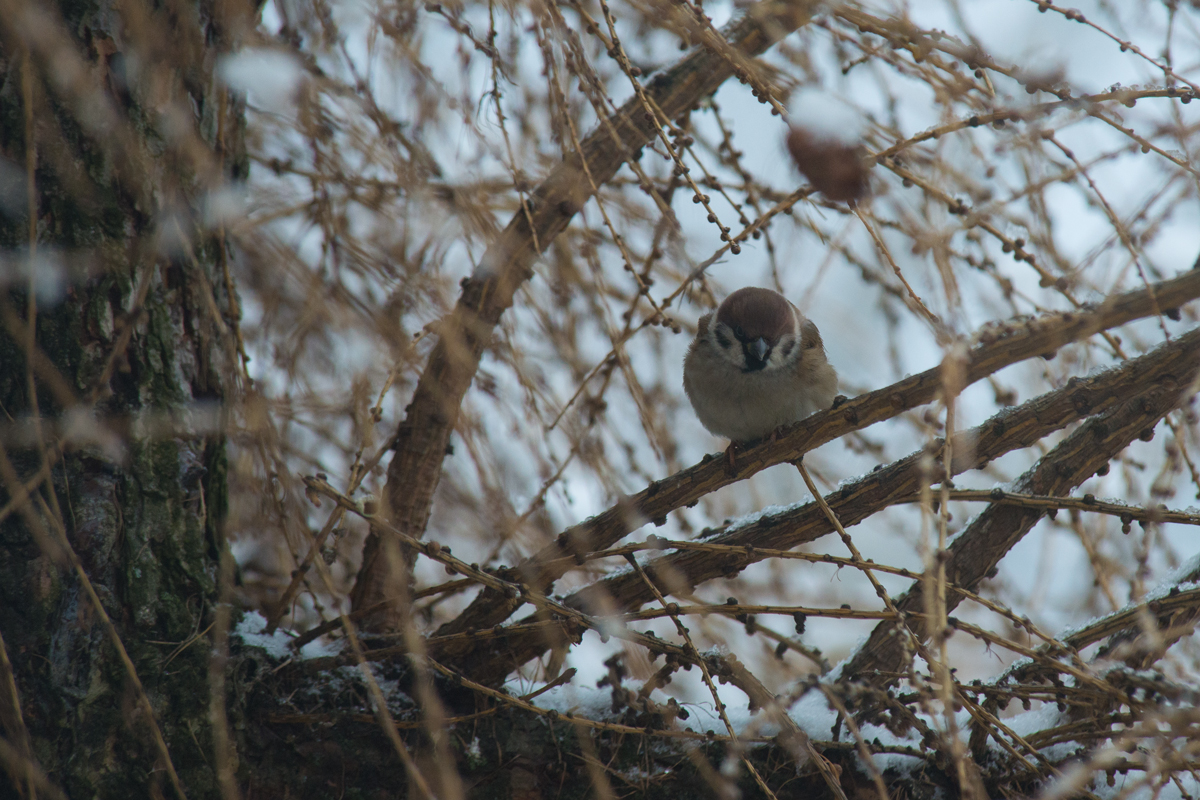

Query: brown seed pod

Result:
[785,126,870,202]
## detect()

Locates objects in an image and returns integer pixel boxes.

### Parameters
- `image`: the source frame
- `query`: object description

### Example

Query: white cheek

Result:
[766,335,799,368]
[709,331,746,368]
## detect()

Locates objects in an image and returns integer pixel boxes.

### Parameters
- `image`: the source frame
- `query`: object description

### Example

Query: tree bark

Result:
[0,0,243,795]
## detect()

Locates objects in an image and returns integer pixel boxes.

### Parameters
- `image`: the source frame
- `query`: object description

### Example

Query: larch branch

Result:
[433,271,1200,655]
[351,0,825,624]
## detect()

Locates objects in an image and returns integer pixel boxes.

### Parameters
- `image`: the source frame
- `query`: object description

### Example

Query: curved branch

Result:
[437,326,1200,682]
[963,573,1200,761]
[994,570,1200,695]
[839,360,1200,684]
[351,0,826,623]
[434,273,1200,649]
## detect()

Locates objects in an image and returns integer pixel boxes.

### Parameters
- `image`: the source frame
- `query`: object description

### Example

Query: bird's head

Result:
[708,287,819,373]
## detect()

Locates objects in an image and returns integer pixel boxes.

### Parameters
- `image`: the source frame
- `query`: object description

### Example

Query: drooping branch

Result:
[987,567,1200,704]
[350,0,826,624]
[433,272,1200,651]
[960,580,1200,765]
[838,361,1200,686]
[436,326,1200,683]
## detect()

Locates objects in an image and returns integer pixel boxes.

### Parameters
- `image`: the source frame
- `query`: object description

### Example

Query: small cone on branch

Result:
[786,126,870,202]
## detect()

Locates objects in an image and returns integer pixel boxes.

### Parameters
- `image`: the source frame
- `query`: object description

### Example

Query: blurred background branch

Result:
[2,0,1200,796]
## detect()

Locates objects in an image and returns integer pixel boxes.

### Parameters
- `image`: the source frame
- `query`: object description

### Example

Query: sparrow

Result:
[683,287,838,443]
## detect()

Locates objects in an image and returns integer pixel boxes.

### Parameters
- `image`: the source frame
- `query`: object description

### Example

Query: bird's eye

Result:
[715,329,732,348]
[734,325,745,339]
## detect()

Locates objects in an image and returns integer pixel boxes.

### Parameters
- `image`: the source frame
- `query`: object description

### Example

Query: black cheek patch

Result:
[715,329,732,348]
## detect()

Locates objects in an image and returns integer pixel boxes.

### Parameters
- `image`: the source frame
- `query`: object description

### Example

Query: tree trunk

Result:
[0,1,241,795]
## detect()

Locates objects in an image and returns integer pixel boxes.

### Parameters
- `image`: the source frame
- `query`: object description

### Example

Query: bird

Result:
[683,287,838,443]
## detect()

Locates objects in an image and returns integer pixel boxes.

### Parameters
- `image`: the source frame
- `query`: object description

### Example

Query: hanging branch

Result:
[839,377,1200,685]
[432,270,1200,651]
[351,0,826,625]
[961,582,1200,765]
[433,325,1200,682]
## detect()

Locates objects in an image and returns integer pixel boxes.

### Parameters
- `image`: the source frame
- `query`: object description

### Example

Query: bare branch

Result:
[436,325,1200,682]
[840,369,1200,684]
[435,272,1200,651]
[352,0,826,625]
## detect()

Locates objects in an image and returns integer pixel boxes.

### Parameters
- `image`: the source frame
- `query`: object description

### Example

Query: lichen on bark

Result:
[0,0,241,795]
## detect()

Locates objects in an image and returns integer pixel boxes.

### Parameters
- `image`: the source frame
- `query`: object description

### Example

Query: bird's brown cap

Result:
[715,287,793,343]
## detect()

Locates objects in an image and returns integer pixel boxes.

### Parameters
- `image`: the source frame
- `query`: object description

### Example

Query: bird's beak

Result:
[748,337,770,364]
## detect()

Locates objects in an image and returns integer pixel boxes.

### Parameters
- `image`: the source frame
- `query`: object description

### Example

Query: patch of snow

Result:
[529,680,617,720]
[787,686,838,739]
[723,502,808,534]
[233,610,342,660]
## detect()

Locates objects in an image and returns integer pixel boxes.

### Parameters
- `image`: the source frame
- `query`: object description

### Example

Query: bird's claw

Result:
[724,442,739,475]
